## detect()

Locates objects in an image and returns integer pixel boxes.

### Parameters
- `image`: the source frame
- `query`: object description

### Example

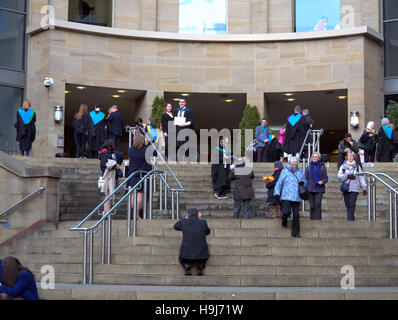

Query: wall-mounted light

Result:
[54,105,64,122]
[350,111,359,128]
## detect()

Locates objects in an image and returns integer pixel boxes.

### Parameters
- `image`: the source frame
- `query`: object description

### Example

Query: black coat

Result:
[106,111,124,137]
[266,169,282,204]
[127,145,152,188]
[75,113,90,135]
[15,109,36,152]
[99,149,117,175]
[266,138,280,163]
[300,114,315,145]
[376,127,396,162]
[359,130,377,152]
[174,216,210,260]
[283,113,305,155]
[229,163,255,200]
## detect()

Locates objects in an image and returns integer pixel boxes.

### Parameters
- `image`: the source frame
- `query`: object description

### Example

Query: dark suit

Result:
[106,111,124,150]
[174,216,210,267]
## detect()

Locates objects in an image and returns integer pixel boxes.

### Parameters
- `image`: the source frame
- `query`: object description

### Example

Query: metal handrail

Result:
[356,171,397,239]
[298,128,324,162]
[0,187,45,219]
[372,172,398,187]
[126,125,185,192]
[70,170,162,232]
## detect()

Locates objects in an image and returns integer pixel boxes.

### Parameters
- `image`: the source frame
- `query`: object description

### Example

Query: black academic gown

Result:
[14,109,36,153]
[266,138,280,163]
[283,113,305,155]
[376,127,396,162]
[211,145,231,194]
[89,111,107,158]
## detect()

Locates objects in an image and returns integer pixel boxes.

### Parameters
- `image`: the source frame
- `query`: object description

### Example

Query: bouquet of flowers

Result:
[262,176,274,184]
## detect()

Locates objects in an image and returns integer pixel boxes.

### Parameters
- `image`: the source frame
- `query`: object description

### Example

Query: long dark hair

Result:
[148,118,157,129]
[101,139,116,151]
[2,256,35,287]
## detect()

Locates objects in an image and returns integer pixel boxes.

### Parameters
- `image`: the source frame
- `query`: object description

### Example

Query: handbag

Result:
[340,181,350,193]
[292,171,309,200]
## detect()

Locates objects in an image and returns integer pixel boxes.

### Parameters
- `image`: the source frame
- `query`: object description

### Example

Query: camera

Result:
[43,77,54,88]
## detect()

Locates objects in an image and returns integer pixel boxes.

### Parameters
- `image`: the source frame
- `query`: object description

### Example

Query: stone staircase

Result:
[1,156,398,300]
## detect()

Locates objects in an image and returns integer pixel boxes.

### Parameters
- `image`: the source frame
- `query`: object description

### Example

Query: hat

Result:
[288,156,298,163]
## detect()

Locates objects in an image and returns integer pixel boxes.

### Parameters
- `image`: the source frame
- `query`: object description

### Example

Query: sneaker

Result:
[214,193,223,200]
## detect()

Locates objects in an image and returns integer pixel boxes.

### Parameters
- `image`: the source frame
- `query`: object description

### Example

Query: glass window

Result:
[0,0,26,12]
[179,0,227,34]
[384,0,398,21]
[384,21,398,78]
[0,9,25,70]
[295,0,341,32]
[0,85,23,153]
[68,0,113,27]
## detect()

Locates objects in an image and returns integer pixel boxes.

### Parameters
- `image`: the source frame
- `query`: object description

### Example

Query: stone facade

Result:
[26,0,383,156]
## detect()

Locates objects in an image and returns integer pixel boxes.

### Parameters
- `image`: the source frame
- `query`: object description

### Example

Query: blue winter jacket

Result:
[274,164,307,202]
[255,125,270,148]
[0,269,39,300]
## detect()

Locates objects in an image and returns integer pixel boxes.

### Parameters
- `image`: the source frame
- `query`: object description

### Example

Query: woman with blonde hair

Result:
[74,104,89,158]
[14,99,36,156]
[128,135,152,219]
[338,151,367,221]
[359,121,377,164]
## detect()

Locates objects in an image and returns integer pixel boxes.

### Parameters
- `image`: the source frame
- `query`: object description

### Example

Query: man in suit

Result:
[255,118,270,162]
[105,105,124,150]
[173,208,210,276]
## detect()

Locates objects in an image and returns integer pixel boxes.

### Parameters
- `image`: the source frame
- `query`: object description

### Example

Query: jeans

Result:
[308,192,323,220]
[343,192,358,221]
[281,200,300,236]
[233,199,252,219]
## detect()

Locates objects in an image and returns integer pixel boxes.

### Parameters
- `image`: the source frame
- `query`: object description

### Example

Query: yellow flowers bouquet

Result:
[263,176,274,183]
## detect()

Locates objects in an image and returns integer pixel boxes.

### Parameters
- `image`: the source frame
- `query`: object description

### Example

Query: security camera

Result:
[44,77,54,88]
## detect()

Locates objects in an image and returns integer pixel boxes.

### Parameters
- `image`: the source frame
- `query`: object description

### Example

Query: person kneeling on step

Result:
[173,208,211,276]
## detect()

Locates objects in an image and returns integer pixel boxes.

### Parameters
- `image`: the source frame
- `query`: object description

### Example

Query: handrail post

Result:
[101,217,105,264]
[107,213,112,264]
[176,191,179,219]
[159,174,163,211]
[372,177,376,222]
[82,231,87,284]
[367,177,371,222]
[389,189,393,239]
[394,192,397,239]
[133,188,137,238]
[143,177,148,220]
[149,174,153,220]
[88,230,94,284]
[164,173,168,214]
[127,186,132,237]
[171,191,175,220]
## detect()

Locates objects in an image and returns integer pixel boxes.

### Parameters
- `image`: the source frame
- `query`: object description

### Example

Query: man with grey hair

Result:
[105,105,124,150]
[377,117,397,162]
[174,208,210,276]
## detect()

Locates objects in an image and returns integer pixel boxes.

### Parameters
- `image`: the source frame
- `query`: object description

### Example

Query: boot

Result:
[183,264,192,276]
[197,264,204,276]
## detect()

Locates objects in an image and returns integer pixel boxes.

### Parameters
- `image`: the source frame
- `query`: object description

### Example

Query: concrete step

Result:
[36,283,398,300]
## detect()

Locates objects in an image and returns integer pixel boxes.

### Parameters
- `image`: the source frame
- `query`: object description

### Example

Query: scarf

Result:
[383,125,392,140]
[18,108,35,125]
[149,125,159,142]
[309,161,321,184]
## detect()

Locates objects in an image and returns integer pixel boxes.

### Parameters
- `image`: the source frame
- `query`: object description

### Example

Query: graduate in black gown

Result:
[211,137,232,199]
[283,105,305,157]
[266,132,281,163]
[14,100,36,156]
[88,103,107,159]
[376,118,397,162]
[174,99,194,160]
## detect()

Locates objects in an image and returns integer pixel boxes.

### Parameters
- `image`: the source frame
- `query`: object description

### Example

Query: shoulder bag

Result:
[292,171,309,201]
